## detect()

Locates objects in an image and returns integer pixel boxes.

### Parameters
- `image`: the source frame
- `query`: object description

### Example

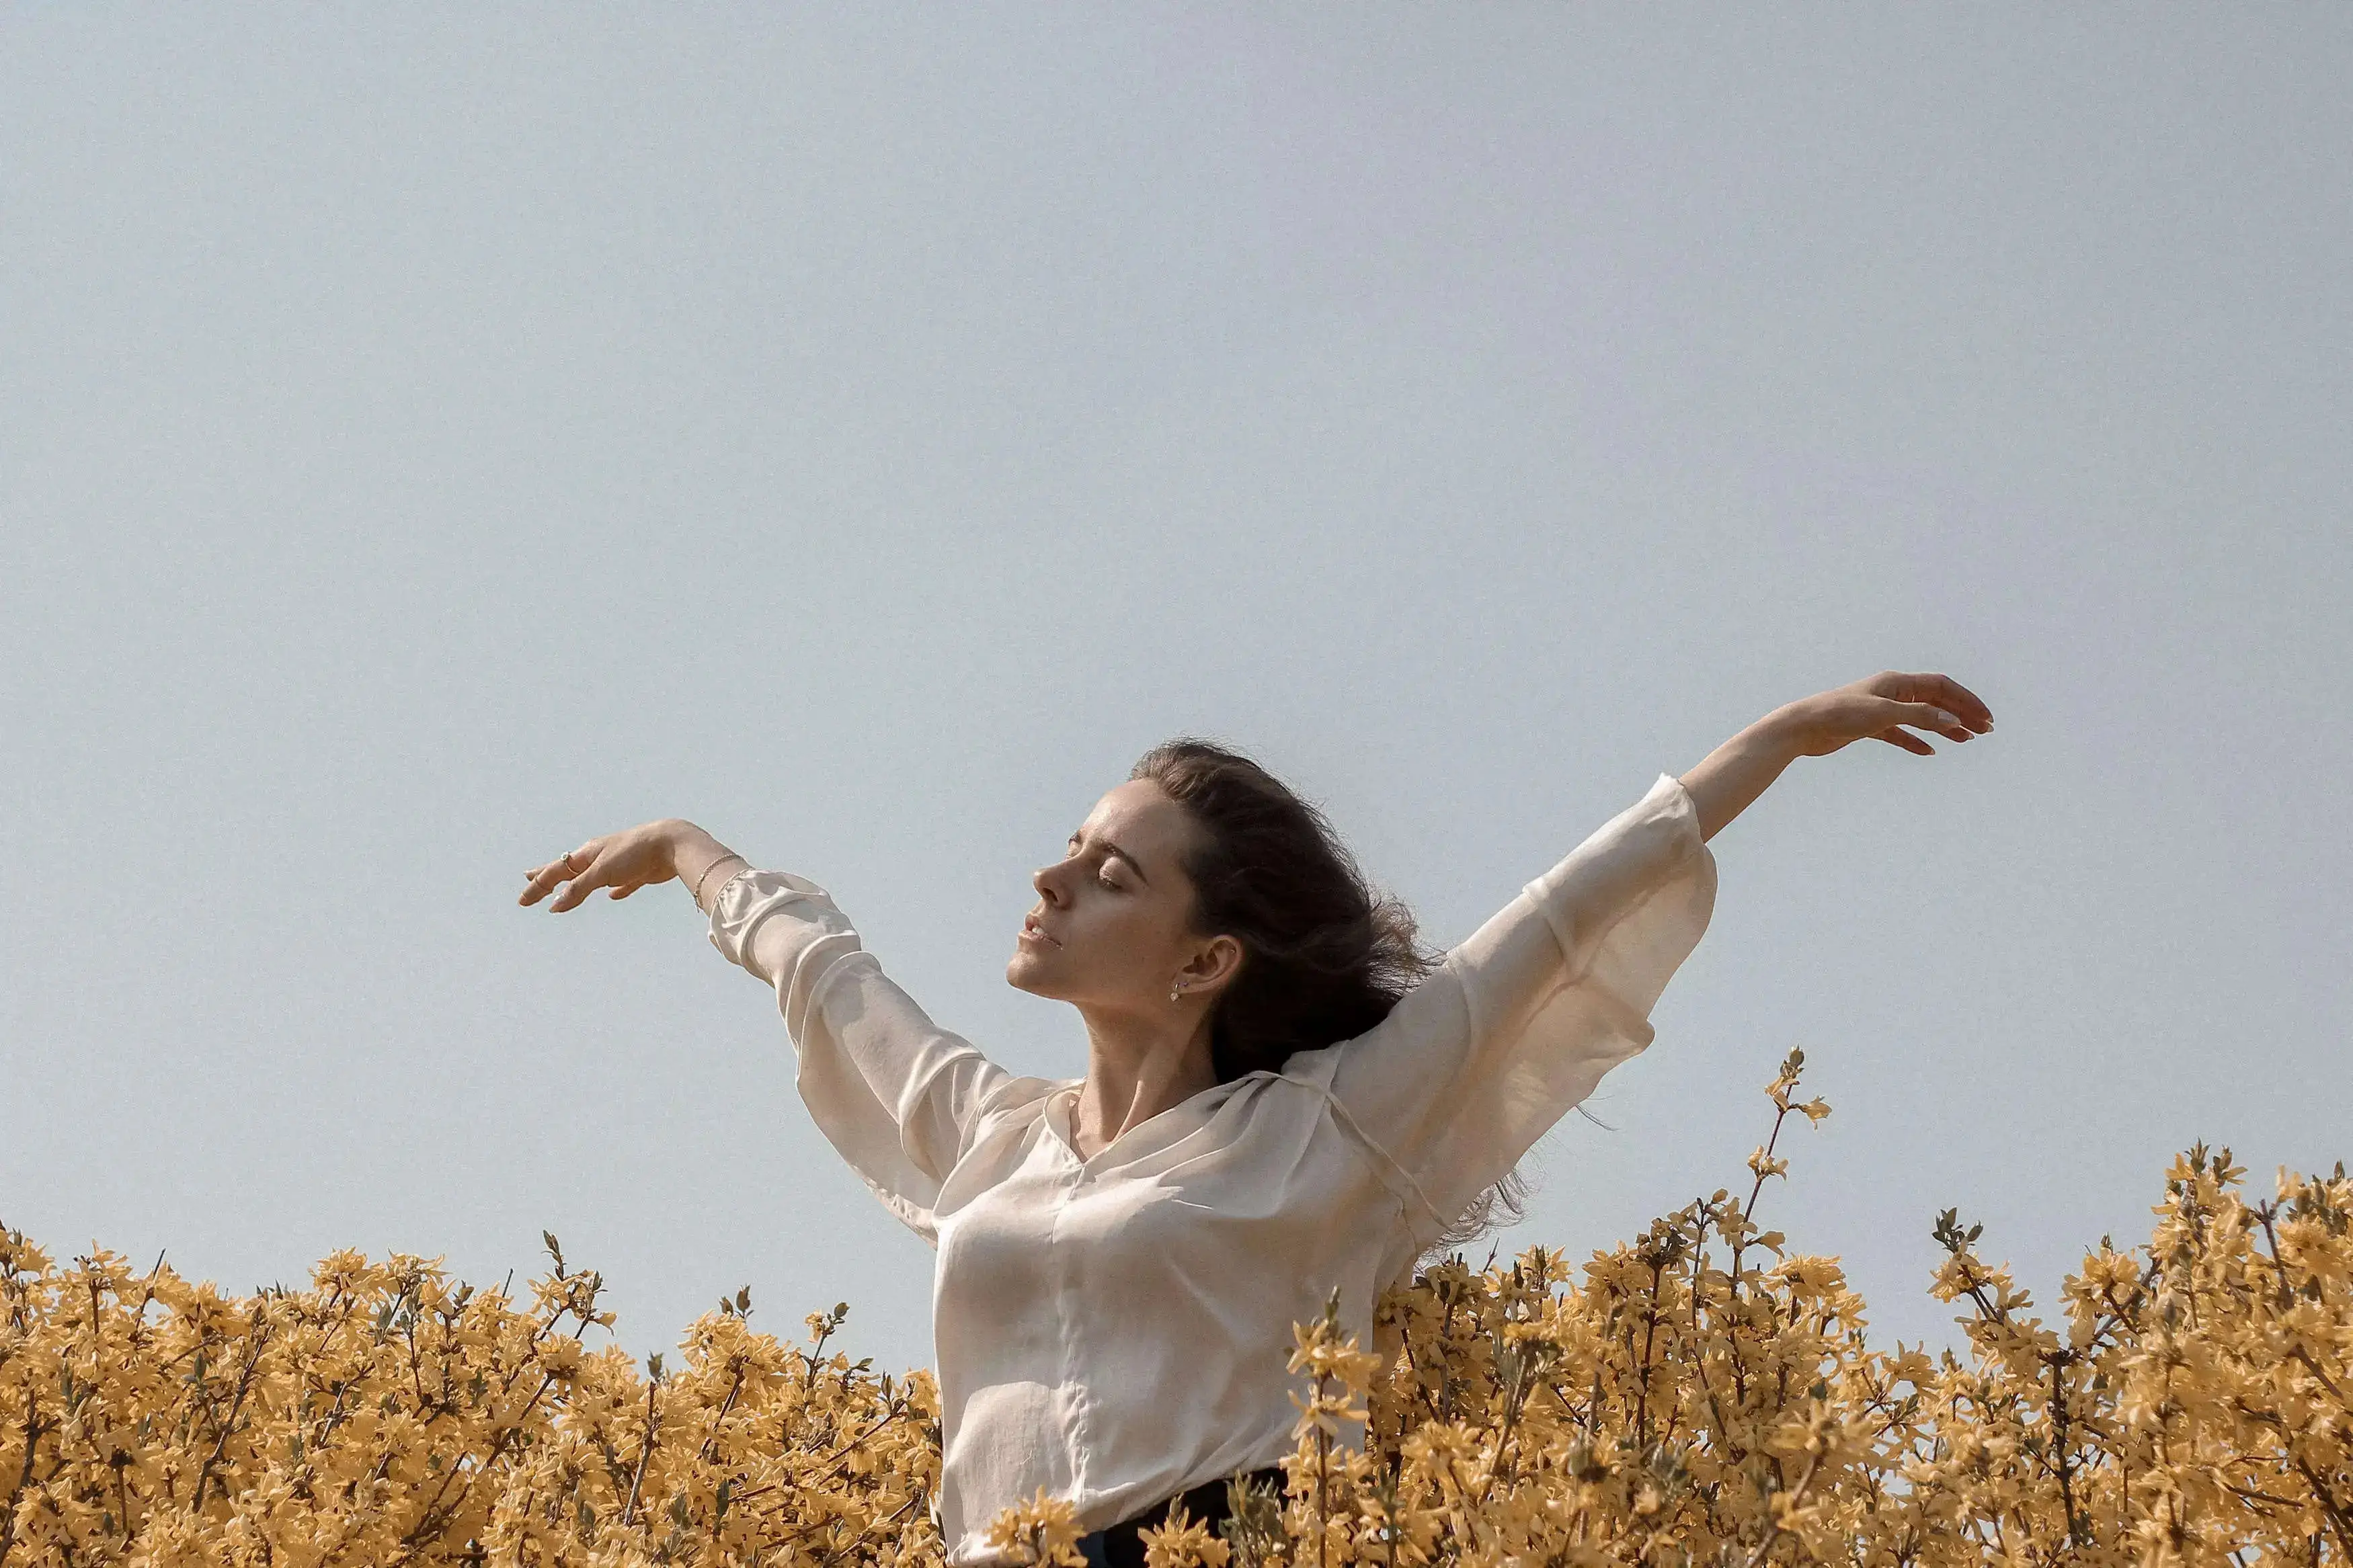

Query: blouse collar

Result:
[1040,1073,1270,1173]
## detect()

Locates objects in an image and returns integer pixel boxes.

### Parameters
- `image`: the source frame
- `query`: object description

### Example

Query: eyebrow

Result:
[1068,831,1150,886]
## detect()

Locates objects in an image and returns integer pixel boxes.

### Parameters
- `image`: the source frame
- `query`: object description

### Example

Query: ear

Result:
[1183,934,1246,997]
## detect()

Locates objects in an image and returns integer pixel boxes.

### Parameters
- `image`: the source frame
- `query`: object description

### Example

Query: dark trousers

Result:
[1075,1467,1285,1568]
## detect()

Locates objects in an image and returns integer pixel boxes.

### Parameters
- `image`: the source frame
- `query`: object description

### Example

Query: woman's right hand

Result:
[520,819,691,913]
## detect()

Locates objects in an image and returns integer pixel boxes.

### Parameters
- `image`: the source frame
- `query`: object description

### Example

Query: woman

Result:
[521,670,1990,1566]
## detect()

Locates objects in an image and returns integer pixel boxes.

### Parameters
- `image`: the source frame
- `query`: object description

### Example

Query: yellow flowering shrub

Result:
[3,1050,2344,1565]
[0,1236,939,1565]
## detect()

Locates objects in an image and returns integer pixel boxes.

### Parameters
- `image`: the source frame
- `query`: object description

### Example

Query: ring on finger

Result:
[561,852,580,875]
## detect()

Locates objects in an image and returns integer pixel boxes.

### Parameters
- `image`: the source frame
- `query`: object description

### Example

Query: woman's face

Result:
[1006,779,1238,1014]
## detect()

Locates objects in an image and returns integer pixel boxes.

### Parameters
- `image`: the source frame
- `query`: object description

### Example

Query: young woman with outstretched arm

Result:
[522,669,1990,1567]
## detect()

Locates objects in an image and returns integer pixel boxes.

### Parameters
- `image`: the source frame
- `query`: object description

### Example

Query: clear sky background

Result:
[5,8,2348,1378]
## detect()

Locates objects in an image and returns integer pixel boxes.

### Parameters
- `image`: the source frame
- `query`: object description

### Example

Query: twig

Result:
[1,1387,49,1567]
[1739,1448,1823,1568]
[192,1317,272,1512]
[694,1363,749,1465]
[619,1378,662,1529]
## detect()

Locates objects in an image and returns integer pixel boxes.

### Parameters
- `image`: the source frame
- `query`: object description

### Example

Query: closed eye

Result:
[1064,835,1117,890]
[1067,830,1150,889]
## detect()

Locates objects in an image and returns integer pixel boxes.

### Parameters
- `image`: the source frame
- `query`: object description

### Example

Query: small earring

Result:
[1168,982,1184,1004]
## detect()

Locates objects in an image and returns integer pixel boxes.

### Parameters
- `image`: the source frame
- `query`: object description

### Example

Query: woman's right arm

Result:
[520,819,1009,1244]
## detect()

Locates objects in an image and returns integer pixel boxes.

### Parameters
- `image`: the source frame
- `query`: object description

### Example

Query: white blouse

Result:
[707,773,1716,1565]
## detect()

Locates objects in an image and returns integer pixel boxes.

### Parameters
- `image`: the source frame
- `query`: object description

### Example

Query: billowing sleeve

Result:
[707,868,1010,1245]
[1327,774,1716,1247]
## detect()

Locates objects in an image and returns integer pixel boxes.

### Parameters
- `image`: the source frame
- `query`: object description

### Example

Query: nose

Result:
[1031,864,1066,907]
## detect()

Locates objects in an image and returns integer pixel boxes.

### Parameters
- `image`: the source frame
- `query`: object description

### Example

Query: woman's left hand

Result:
[1680,671,1993,841]
[1776,670,1994,757]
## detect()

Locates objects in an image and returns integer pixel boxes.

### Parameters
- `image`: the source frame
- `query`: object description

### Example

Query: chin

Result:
[1007,954,1080,1003]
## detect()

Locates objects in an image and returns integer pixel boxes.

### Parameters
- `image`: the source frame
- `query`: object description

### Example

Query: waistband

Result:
[1076,1466,1286,1568]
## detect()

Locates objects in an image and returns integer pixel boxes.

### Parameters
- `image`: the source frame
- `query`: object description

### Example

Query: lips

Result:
[1021,917,1062,948]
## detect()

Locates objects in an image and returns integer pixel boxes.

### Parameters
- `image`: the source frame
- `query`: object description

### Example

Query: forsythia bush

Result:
[4,1053,2346,1566]
[0,1243,939,1568]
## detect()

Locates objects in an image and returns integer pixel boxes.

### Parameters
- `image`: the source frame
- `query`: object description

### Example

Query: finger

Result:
[520,840,604,906]
[1894,701,1973,743]
[1952,682,1993,731]
[548,857,617,913]
[608,881,644,901]
[1890,672,1993,732]
[1911,673,1993,731]
[518,862,569,907]
[1874,728,1935,756]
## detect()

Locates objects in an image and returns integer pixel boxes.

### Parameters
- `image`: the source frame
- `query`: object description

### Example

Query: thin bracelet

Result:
[692,854,747,908]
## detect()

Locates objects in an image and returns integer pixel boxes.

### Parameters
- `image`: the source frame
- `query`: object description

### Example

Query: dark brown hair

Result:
[1129,737,1525,1249]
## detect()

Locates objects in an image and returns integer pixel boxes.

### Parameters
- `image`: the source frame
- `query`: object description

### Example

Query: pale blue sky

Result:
[5,7,2348,1376]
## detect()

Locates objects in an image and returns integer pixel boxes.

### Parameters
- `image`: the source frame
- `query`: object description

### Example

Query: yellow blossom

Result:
[1,1056,2344,1566]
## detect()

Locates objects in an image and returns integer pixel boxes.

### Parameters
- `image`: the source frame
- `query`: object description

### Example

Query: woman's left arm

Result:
[1326,669,1991,1247]
[1680,670,1993,841]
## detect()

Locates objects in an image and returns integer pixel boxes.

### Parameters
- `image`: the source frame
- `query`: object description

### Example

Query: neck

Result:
[1070,1003,1220,1159]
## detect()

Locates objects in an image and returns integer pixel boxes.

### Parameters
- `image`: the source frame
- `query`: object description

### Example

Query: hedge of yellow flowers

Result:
[4,1050,2346,1566]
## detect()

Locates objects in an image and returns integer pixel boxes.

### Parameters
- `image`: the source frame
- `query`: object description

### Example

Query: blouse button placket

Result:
[1050,1143,1093,1499]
